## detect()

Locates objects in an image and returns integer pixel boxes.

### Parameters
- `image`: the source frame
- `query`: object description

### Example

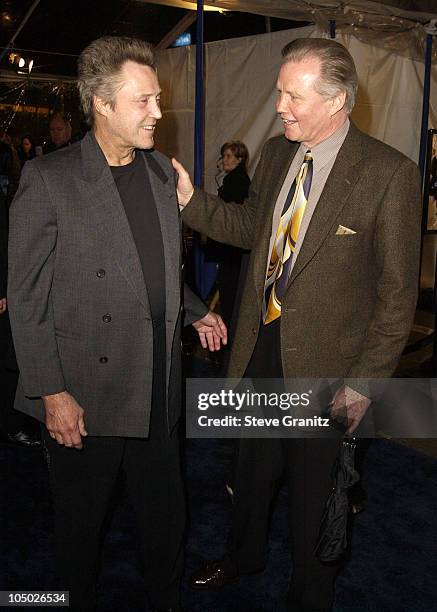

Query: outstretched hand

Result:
[172,158,195,207]
[192,311,227,351]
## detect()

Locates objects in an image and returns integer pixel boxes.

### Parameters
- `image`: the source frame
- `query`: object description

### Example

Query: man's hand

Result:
[329,385,371,434]
[43,391,88,449]
[0,297,6,315]
[192,311,227,351]
[171,158,194,207]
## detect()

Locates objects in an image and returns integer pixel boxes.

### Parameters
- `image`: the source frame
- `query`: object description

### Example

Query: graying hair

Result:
[77,36,156,126]
[49,112,71,127]
[281,38,358,113]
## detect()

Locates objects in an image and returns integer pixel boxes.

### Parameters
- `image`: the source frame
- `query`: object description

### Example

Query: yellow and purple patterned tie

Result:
[264,151,313,325]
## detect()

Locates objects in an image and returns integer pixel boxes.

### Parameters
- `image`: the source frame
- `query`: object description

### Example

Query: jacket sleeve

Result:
[7,161,66,397]
[0,191,7,298]
[181,142,268,250]
[183,283,208,326]
[347,157,422,388]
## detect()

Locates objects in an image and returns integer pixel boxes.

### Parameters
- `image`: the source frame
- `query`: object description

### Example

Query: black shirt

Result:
[110,152,166,324]
[111,152,167,431]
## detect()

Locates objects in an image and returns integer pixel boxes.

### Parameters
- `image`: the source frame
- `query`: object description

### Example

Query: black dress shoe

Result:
[189,560,239,589]
[7,431,41,449]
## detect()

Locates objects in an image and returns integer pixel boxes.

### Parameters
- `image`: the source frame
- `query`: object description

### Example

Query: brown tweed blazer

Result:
[182,123,422,382]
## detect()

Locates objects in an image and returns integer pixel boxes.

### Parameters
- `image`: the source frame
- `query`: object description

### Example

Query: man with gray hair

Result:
[43,112,72,154]
[8,36,226,612]
[173,37,421,610]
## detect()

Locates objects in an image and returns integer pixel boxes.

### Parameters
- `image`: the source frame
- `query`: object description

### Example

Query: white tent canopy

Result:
[139,0,437,22]
[139,0,437,61]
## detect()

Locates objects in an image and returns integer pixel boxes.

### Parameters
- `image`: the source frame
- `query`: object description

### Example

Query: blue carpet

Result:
[1,436,437,611]
[1,350,437,611]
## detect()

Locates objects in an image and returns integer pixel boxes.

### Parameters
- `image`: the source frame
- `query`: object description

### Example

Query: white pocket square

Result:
[336,225,357,235]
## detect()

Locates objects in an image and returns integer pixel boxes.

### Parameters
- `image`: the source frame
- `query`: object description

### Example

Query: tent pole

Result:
[193,0,208,297]
[419,34,433,180]
[329,20,336,39]
[194,0,204,188]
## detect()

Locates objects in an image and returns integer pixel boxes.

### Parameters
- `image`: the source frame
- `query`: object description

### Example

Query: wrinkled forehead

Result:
[277,56,322,86]
[117,60,160,92]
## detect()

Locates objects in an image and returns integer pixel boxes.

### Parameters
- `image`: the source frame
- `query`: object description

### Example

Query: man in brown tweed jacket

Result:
[173,38,421,611]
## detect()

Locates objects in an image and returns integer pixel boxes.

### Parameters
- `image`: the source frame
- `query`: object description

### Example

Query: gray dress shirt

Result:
[266,118,351,279]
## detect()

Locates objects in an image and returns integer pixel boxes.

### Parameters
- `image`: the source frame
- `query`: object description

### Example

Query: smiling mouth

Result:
[282,119,297,125]
[142,125,155,131]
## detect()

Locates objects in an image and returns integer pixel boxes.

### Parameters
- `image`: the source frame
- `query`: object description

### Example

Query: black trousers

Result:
[42,323,185,611]
[42,409,185,611]
[227,319,342,610]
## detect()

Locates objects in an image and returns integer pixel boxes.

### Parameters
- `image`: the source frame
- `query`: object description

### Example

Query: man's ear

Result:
[94,95,111,119]
[330,91,347,116]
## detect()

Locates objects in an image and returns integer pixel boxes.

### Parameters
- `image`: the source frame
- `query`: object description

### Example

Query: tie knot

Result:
[304,151,312,162]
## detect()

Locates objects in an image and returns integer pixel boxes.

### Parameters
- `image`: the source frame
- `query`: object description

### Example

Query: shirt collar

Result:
[298,118,350,174]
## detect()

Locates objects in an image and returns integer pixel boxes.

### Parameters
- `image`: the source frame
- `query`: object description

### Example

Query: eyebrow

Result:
[134,90,162,99]
[276,87,300,97]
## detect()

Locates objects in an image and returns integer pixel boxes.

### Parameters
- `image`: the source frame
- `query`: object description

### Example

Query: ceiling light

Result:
[135,0,227,12]
[8,51,34,74]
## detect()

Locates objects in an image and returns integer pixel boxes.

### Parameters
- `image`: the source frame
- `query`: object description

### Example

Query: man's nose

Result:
[276,93,286,114]
[150,99,162,120]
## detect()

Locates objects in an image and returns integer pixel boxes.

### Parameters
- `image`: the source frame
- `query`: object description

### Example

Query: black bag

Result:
[314,437,360,563]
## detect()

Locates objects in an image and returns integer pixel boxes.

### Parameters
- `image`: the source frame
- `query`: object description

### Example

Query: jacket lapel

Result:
[143,150,180,325]
[288,123,364,287]
[77,131,151,314]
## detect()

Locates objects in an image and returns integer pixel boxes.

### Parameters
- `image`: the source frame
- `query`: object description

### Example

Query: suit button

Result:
[99,356,108,363]
[102,314,112,323]
[96,269,106,278]
[252,328,257,334]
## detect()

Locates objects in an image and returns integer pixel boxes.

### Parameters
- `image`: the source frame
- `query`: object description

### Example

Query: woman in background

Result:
[210,140,250,340]
[18,134,36,168]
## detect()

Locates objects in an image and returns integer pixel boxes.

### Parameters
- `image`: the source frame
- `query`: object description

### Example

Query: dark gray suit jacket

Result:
[8,131,207,437]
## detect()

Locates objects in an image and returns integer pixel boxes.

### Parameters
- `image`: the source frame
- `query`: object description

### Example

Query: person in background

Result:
[206,141,252,499]
[43,112,72,154]
[18,134,37,168]
[0,134,20,200]
[207,141,250,340]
